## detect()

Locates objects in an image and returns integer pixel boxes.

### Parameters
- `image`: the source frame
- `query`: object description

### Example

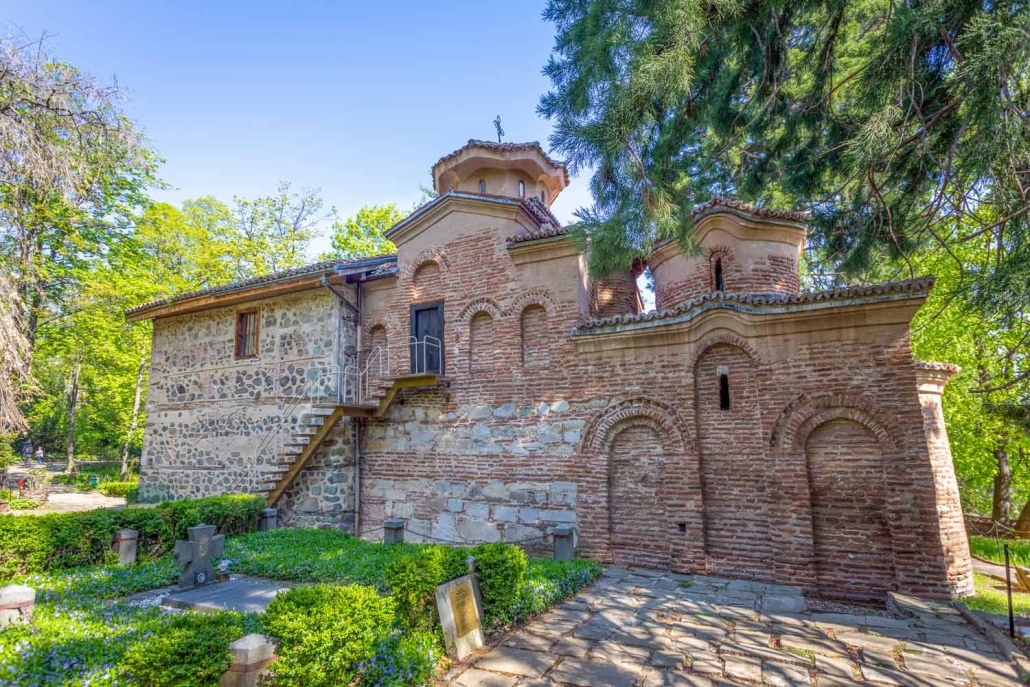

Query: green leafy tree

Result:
[328,204,403,259]
[230,182,323,275]
[539,0,1030,305]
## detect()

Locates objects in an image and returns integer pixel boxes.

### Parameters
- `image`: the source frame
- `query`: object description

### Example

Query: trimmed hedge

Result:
[0,493,265,580]
[264,584,396,687]
[98,481,137,497]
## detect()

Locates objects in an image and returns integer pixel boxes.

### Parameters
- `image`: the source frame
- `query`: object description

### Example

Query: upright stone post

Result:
[553,525,575,562]
[113,528,139,565]
[259,508,278,531]
[0,584,35,629]
[219,634,278,687]
[384,518,405,544]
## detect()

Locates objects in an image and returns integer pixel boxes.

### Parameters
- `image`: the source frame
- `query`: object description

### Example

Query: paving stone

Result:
[590,639,652,664]
[671,634,713,653]
[573,621,615,641]
[722,653,762,682]
[779,633,849,657]
[762,594,809,614]
[814,654,858,678]
[504,632,556,653]
[610,628,672,649]
[763,661,812,687]
[548,657,640,687]
[686,656,723,676]
[543,607,592,624]
[475,647,557,677]
[455,668,519,687]
[552,636,593,658]
[650,649,686,668]
[691,626,730,643]
[639,668,714,686]
[813,676,865,687]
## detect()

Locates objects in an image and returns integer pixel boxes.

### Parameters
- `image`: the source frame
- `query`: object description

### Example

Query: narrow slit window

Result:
[479,179,486,194]
[714,258,724,291]
[235,310,259,358]
[518,180,525,197]
[718,373,731,410]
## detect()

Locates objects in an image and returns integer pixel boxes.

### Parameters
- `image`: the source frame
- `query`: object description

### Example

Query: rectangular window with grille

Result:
[235,310,259,358]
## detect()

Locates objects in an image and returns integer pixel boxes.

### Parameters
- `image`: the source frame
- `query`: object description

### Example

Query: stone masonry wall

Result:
[139,288,357,529]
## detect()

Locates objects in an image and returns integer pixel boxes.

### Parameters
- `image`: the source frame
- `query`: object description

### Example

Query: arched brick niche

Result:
[770,397,906,600]
[692,342,771,581]
[580,399,703,571]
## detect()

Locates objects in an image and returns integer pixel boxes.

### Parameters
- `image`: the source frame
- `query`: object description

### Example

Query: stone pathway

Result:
[5,462,126,514]
[442,568,1023,686]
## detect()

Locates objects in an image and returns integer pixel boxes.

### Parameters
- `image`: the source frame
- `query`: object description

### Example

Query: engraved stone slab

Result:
[437,574,485,660]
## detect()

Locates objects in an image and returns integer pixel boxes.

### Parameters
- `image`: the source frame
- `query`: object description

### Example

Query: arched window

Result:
[518,180,526,198]
[714,258,724,291]
[718,373,731,410]
[479,179,486,194]
[520,304,549,368]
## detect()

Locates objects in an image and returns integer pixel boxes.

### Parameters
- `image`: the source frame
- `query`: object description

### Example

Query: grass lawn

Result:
[968,535,1030,567]
[2,529,602,686]
[964,571,1030,617]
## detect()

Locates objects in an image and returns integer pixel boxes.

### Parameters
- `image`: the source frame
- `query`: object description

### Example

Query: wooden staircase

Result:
[259,373,439,506]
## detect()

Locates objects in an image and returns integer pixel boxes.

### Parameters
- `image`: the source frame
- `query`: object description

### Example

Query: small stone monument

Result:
[553,525,575,561]
[113,528,139,565]
[258,508,278,531]
[219,633,278,687]
[0,584,35,629]
[173,523,224,588]
[384,518,405,544]
[435,557,485,660]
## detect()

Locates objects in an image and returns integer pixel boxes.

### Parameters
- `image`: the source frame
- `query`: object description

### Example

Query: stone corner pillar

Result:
[915,361,974,597]
[113,528,139,565]
[0,584,35,630]
[219,634,278,687]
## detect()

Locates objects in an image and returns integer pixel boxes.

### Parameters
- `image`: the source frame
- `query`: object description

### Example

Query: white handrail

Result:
[408,335,442,374]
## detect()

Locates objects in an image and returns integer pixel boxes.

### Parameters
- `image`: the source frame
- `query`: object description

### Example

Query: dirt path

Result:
[5,461,126,514]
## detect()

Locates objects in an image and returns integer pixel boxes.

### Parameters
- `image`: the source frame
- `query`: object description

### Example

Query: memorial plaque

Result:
[436,574,484,660]
[449,580,478,638]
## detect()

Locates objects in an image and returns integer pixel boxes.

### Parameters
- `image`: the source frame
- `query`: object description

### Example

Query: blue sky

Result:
[3,1,593,255]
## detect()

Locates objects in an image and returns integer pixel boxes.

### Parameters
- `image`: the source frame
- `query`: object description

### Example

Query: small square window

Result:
[235,310,259,358]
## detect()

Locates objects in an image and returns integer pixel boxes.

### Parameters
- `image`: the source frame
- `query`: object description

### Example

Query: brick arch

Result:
[582,398,691,455]
[776,395,902,455]
[400,246,450,281]
[687,334,760,371]
[457,297,502,322]
[362,315,399,340]
[503,288,559,317]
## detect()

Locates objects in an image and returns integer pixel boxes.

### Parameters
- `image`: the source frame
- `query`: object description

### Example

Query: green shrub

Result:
[0,494,264,580]
[265,584,396,687]
[157,493,265,540]
[384,545,466,630]
[8,498,38,509]
[469,541,527,624]
[121,611,261,687]
[126,485,139,504]
[98,481,138,497]
[359,629,442,686]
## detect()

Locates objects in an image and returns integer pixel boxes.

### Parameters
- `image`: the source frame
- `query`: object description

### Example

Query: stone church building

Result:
[129,140,973,601]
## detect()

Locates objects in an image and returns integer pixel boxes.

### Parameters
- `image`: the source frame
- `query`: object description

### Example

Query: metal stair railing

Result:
[342,344,390,405]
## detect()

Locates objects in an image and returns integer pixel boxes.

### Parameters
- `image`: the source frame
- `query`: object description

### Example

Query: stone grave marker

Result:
[173,523,224,588]
[436,573,485,660]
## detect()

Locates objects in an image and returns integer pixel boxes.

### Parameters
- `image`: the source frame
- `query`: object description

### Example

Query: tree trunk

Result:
[64,363,80,475]
[120,344,147,480]
[1015,500,1030,537]
[992,446,1011,525]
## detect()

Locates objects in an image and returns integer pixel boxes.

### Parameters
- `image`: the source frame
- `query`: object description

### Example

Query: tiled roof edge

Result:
[693,197,809,223]
[431,140,569,185]
[574,276,935,333]
[125,254,397,319]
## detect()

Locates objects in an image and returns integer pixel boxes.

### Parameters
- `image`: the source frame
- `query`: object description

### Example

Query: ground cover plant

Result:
[4,526,602,686]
